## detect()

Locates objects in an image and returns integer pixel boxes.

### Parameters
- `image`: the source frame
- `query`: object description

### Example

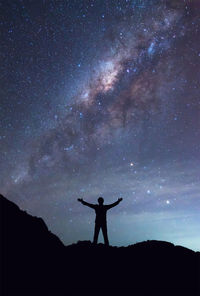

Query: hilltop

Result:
[1,194,199,295]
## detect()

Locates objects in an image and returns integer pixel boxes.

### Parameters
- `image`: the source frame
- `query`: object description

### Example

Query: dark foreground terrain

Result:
[1,194,200,295]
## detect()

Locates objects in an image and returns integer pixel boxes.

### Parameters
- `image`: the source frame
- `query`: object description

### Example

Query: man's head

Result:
[98,197,104,205]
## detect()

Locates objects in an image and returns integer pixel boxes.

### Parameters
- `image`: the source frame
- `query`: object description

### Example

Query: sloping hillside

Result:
[1,194,199,295]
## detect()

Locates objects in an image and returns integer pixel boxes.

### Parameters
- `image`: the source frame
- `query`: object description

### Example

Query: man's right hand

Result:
[77,198,83,202]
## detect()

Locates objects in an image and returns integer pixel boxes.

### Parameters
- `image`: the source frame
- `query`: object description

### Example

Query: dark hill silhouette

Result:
[1,194,199,295]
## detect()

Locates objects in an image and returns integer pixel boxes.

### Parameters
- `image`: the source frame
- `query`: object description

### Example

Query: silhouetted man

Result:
[78,197,123,246]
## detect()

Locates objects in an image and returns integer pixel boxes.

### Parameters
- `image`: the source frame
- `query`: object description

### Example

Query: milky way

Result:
[1,0,200,250]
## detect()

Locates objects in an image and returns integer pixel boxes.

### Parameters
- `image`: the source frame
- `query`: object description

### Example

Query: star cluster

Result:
[1,0,200,250]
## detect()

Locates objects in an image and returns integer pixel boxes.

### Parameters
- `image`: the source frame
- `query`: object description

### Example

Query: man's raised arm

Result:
[77,198,96,209]
[106,198,123,210]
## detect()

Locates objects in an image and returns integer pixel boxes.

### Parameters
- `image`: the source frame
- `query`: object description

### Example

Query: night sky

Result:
[1,0,200,250]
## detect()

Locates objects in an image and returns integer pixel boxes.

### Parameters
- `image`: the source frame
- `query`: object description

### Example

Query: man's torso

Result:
[94,205,107,224]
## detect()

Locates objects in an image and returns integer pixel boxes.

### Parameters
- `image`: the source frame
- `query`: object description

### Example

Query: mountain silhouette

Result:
[1,194,199,295]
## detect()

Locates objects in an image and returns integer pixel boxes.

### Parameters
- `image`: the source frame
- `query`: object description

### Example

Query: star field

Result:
[1,0,200,250]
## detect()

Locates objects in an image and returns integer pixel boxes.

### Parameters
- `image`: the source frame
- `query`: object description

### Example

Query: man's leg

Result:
[93,223,100,244]
[102,223,109,246]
